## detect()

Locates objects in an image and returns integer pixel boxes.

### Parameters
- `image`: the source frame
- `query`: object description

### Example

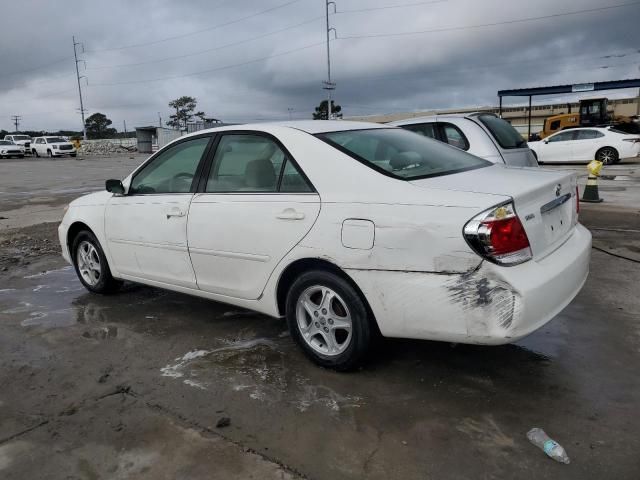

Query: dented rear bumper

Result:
[345,223,591,344]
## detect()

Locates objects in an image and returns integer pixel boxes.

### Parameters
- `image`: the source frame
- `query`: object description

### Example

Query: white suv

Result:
[390,113,538,167]
[4,134,32,154]
[31,136,77,158]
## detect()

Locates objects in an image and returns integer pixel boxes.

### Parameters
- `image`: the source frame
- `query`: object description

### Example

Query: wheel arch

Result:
[67,221,94,253]
[596,145,618,160]
[275,257,380,334]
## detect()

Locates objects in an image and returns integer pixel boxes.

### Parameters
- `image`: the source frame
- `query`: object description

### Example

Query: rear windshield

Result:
[318,128,490,180]
[476,114,527,149]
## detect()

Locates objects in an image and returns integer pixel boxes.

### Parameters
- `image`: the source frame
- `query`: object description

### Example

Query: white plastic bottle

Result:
[526,428,570,464]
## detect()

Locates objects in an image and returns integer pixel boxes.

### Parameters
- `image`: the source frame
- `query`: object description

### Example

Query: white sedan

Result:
[529,127,640,164]
[59,121,591,370]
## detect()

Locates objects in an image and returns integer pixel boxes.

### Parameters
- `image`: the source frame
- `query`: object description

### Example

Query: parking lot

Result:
[1,154,639,479]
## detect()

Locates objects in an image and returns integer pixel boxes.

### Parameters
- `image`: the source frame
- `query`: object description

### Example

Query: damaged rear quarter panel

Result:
[299,202,485,274]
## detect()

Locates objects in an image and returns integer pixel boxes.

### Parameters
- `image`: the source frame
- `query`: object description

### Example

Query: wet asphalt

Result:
[0,156,639,479]
[1,227,639,479]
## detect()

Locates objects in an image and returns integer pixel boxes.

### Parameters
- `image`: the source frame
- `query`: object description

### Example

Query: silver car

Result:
[390,113,538,167]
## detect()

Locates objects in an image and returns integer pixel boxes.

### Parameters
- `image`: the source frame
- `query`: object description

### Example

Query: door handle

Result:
[276,208,305,220]
[165,207,186,219]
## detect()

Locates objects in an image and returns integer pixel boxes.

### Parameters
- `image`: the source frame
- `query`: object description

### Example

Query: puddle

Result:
[160,338,364,413]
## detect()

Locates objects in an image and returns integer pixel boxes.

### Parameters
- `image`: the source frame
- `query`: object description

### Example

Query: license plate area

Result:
[541,199,573,245]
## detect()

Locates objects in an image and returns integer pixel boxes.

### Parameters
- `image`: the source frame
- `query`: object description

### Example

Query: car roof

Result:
[185,120,392,137]
[389,112,491,125]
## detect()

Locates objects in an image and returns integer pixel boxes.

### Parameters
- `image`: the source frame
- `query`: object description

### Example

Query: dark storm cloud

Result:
[1,0,639,131]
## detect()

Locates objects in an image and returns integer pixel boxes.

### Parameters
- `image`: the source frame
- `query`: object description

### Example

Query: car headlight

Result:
[0,150,6,154]
[52,145,58,149]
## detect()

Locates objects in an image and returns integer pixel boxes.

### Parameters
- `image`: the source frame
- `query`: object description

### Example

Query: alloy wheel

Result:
[76,240,102,286]
[296,285,353,356]
[598,148,615,165]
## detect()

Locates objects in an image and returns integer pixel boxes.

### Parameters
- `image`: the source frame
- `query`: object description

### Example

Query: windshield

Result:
[46,137,66,143]
[476,114,527,149]
[318,128,490,180]
[0,140,13,145]
[12,135,30,141]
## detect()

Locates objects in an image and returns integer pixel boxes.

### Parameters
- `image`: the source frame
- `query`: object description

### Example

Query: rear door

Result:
[571,129,604,162]
[187,132,320,299]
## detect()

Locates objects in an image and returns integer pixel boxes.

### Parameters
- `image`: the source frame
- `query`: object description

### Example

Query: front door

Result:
[542,130,575,163]
[187,133,320,299]
[105,135,212,288]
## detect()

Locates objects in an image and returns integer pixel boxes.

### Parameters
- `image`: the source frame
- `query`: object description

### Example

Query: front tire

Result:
[47,150,53,158]
[596,147,618,165]
[71,230,122,294]
[32,149,39,157]
[285,270,372,371]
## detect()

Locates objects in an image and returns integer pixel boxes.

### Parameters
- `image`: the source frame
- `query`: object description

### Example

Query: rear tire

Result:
[596,147,618,165]
[71,230,122,294]
[285,269,372,371]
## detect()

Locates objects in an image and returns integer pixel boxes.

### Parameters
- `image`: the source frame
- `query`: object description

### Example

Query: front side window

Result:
[549,119,561,131]
[130,137,210,194]
[206,134,311,193]
[319,128,489,180]
[548,131,575,143]
[477,114,527,149]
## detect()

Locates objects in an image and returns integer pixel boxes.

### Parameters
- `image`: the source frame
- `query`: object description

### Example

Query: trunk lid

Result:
[410,165,578,259]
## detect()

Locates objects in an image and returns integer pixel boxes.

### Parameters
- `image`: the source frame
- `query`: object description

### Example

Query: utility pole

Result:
[287,108,294,120]
[11,115,21,132]
[123,120,127,135]
[323,0,337,120]
[73,36,87,140]
[158,112,162,128]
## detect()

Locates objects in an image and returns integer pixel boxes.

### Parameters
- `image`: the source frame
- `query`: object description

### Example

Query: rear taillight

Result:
[622,138,640,143]
[463,202,532,266]
[575,186,580,216]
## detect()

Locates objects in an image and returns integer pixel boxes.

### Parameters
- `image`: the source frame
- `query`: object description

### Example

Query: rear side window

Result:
[477,114,527,149]
[319,128,489,180]
[575,130,604,140]
[441,123,469,151]
[402,122,438,140]
[206,134,312,193]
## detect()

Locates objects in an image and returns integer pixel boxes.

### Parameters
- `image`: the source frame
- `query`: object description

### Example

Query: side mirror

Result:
[543,140,549,144]
[106,179,125,195]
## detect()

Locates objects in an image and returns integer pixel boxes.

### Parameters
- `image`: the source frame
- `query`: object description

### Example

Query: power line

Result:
[89,40,326,87]
[86,0,306,53]
[340,1,640,39]
[87,15,323,71]
[338,49,640,84]
[336,0,446,14]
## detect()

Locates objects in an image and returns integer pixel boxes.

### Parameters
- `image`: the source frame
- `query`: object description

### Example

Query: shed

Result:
[135,127,183,153]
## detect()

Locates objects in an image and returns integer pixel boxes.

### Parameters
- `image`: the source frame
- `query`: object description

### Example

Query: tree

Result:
[312,100,342,120]
[167,96,206,129]
[85,112,117,139]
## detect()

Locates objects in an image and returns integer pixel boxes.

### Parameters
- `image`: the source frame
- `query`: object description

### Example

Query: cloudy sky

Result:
[1,0,639,132]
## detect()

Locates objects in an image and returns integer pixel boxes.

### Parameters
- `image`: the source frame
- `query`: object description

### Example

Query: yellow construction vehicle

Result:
[537,98,639,139]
